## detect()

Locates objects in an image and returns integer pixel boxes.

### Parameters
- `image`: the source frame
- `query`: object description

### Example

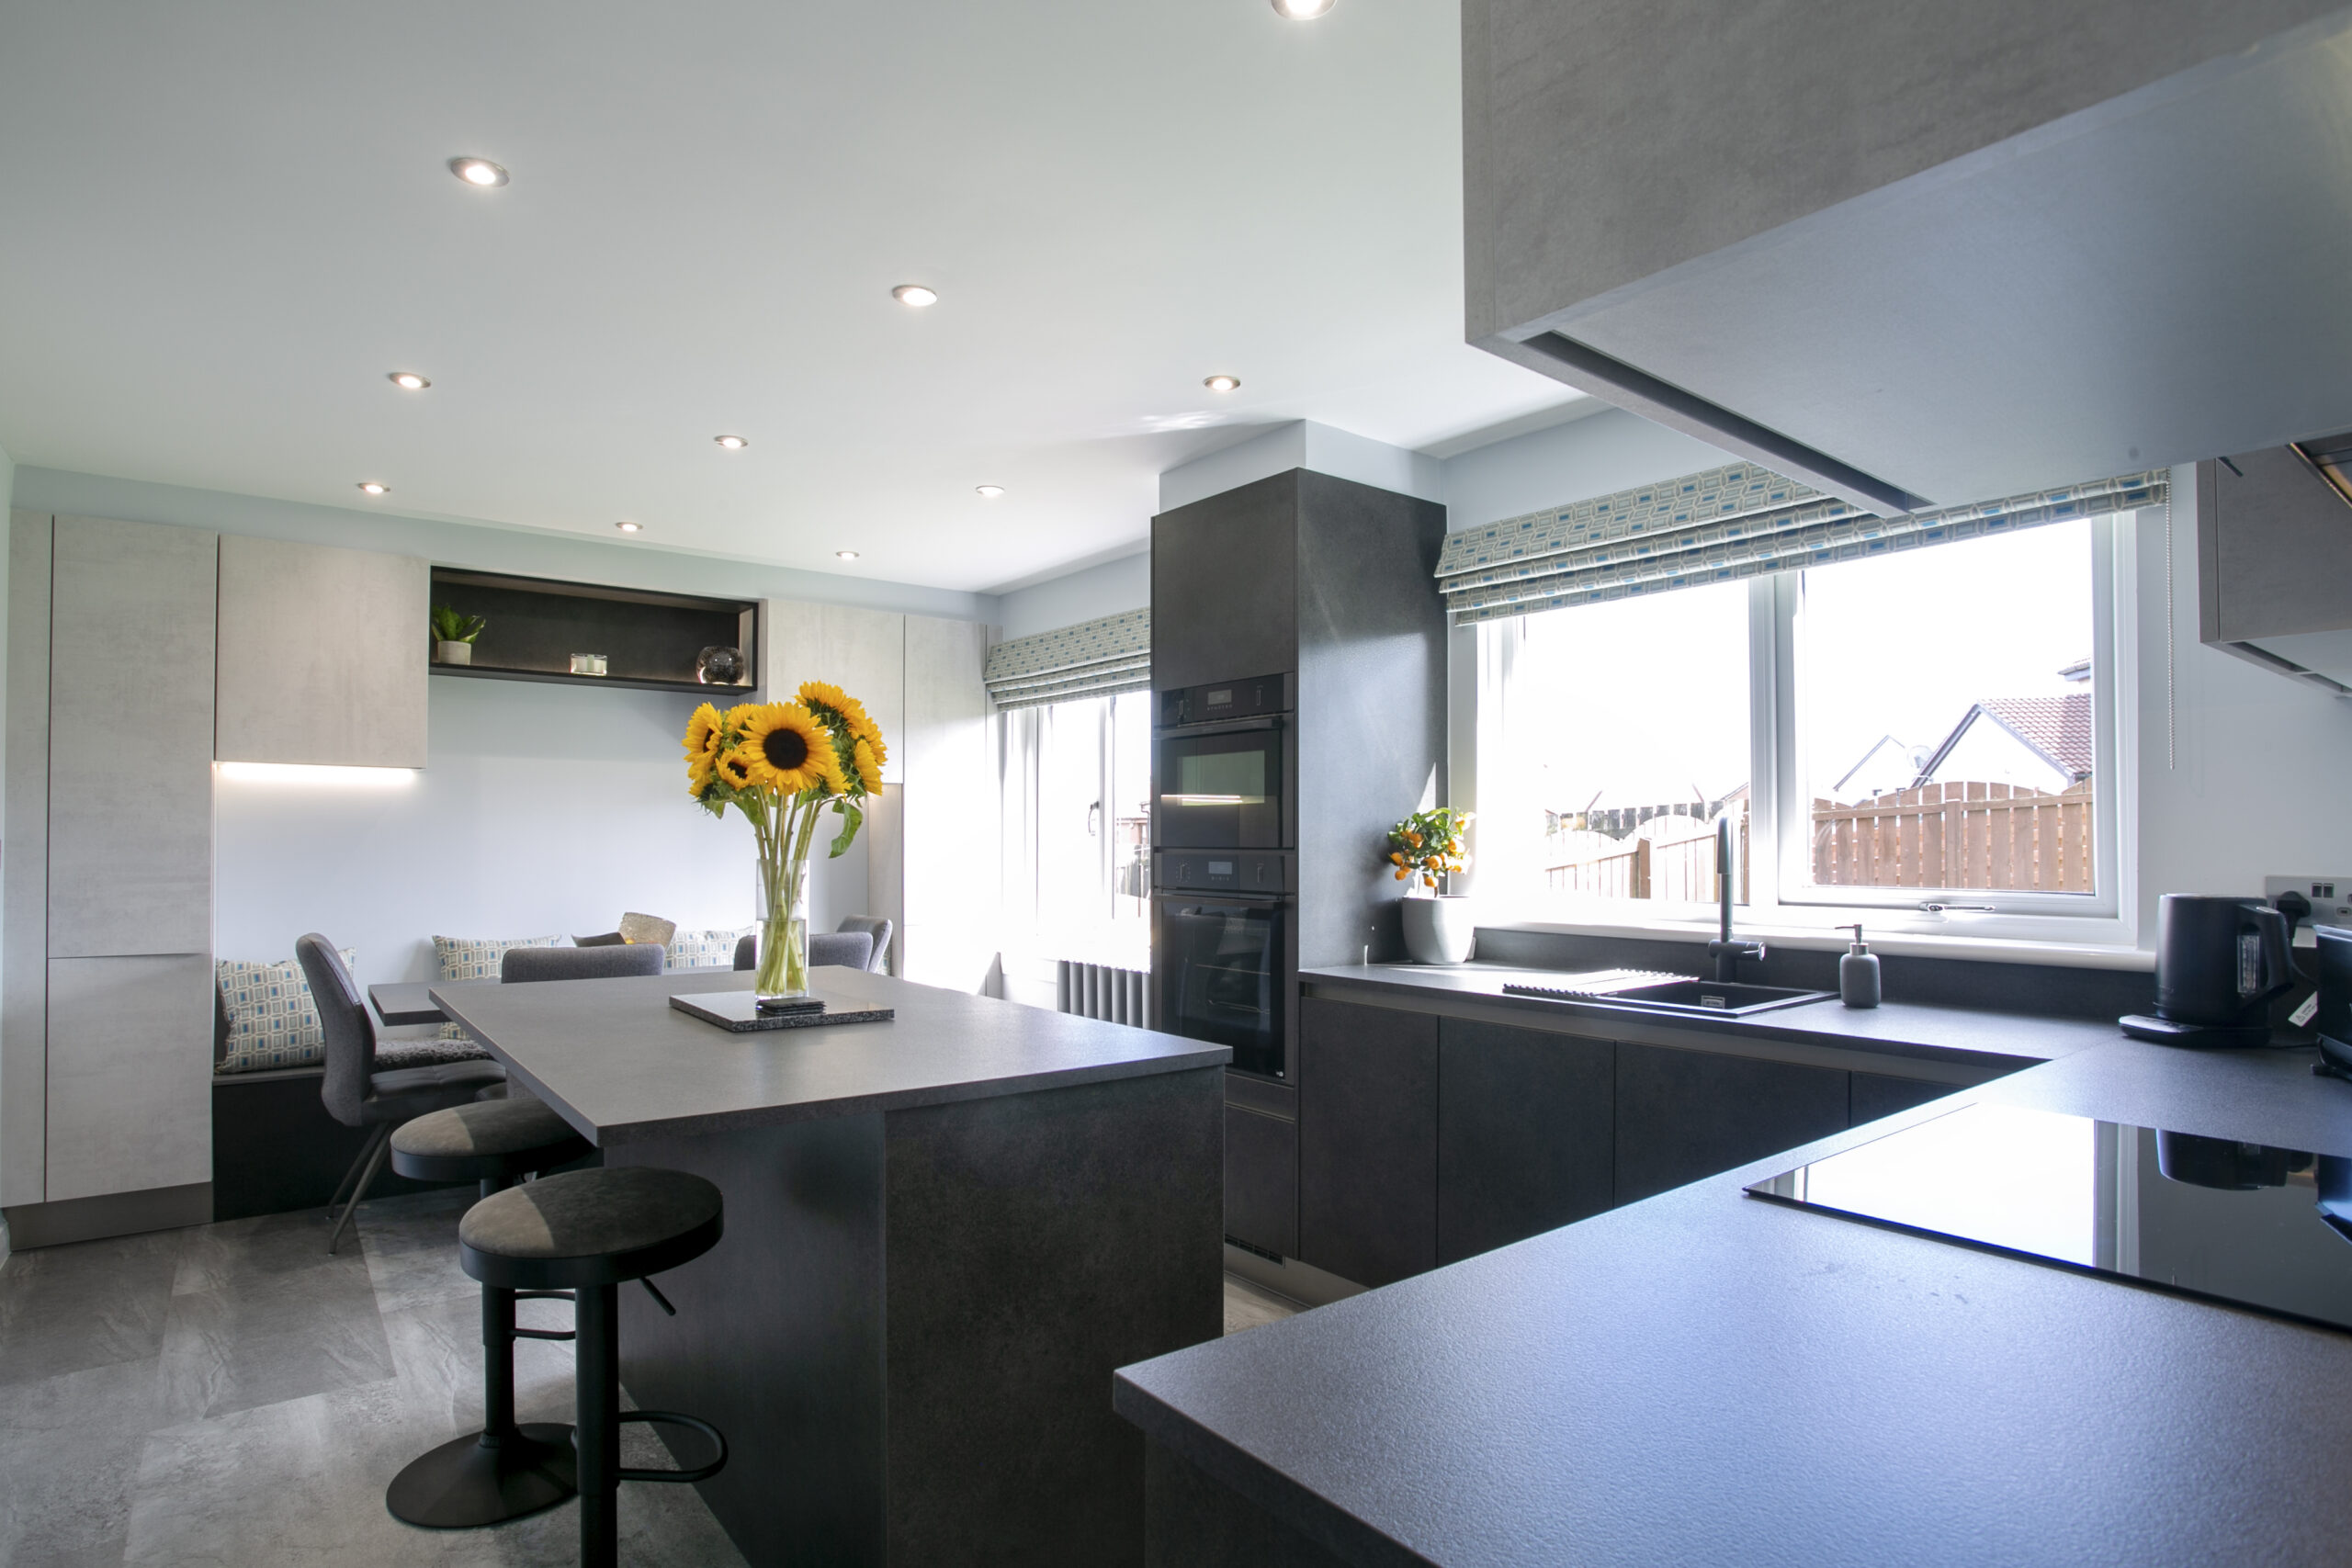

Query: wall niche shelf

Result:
[427,567,760,697]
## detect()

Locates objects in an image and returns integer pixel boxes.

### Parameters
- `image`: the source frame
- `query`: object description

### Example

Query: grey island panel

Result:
[434,967,1228,1145]
[1116,1040,2352,1567]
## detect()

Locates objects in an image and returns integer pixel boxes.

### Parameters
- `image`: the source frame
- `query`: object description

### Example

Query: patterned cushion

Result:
[433,934,563,1039]
[667,927,754,971]
[216,949,356,1075]
[376,1037,495,1069]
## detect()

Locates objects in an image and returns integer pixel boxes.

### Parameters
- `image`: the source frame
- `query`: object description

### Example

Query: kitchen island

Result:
[1119,1031,2352,1565]
[434,965,1228,1566]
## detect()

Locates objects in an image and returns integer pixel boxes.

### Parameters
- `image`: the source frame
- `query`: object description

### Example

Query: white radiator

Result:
[1057,960,1151,1027]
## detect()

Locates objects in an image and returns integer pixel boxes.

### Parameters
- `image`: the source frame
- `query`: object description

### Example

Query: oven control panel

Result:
[1158,672,1292,728]
[1156,850,1292,894]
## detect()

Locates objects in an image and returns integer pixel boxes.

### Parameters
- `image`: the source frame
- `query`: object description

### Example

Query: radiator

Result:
[1057,960,1151,1027]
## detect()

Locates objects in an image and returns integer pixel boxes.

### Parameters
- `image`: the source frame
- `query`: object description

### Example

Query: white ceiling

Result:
[0,0,1579,592]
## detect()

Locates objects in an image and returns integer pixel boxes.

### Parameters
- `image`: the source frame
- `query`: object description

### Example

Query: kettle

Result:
[2120,894,2294,1047]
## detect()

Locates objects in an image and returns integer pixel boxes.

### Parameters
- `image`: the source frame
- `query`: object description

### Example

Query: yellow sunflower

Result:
[735,703,843,795]
[687,746,718,795]
[683,702,722,760]
[798,679,883,745]
[714,747,758,791]
[852,737,883,793]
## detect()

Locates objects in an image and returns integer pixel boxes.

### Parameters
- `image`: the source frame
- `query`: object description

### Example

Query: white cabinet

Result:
[764,602,906,784]
[45,955,214,1201]
[899,615,996,992]
[47,515,216,959]
[216,535,429,767]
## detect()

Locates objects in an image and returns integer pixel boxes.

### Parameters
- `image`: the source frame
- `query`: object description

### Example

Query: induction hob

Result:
[1747,1101,2352,1336]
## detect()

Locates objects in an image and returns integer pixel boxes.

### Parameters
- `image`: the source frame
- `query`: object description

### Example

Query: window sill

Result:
[1478,913,2154,972]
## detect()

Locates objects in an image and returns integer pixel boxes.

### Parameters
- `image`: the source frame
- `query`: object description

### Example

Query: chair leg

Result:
[323,1122,388,1222]
[326,1129,391,1255]
[576,1283,621,1568]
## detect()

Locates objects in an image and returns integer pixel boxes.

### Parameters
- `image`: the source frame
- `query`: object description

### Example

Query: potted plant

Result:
[1386,807,1475,964]
[431,605,485,666]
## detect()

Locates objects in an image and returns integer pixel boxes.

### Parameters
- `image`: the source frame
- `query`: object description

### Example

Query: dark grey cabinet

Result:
[1150,475,1300,692]
[1850,1071,1953,1127]
[1437,1018,1613,1265]
[1613,1043,1850,1205]
[1297,998,1437,1287]
[1224,1100,1297,1258]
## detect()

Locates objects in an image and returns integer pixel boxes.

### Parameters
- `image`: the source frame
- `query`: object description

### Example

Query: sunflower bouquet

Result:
[1385,807,1471,893]
[683,681,887,999]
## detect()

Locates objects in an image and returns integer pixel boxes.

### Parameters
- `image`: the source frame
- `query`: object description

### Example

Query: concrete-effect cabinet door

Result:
[216,535,429,766]
[45,954,213,1201]
[765,601,906,784]
[899,614,993,991]
[47,515,217,959]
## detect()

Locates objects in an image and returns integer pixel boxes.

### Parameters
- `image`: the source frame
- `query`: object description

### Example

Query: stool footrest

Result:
[513,1326,577,1341]
[616,1411,728,1484]
[515,1290,574,1303]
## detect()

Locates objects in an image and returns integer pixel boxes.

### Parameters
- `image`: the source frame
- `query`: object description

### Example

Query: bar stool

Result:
[459,1167,728,1568]
[383,1096,596,1529]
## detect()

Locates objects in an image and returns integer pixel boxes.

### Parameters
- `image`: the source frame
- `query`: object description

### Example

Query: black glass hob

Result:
[1747,1102,2352,1336]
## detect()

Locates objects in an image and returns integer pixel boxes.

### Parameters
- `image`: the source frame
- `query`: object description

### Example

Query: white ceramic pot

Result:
[436,640,472,665]
[1401,894,1476,965]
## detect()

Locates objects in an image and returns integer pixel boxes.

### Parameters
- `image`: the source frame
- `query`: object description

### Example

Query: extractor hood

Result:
[2200,437,2352,696]
[1464,3,2352,516]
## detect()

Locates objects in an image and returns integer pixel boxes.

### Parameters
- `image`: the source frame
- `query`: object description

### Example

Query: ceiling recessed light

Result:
[389,371,430,390]
[975,484,1005,499]
[835,549,861,560]
[1203,374,1241,393]
[713,434,748,450]
[892,285,939,308]
[615,520,642,533]
[448,157,508,187]
[356,481,390,497]
[1271,0,1336,16]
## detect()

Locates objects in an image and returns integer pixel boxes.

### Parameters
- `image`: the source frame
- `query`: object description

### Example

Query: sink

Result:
[1502,977,1835,1019]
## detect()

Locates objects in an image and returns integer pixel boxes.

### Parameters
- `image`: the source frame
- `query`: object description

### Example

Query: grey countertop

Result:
[433,966,1229,1146]
[1302,961,2128,1068]
[1116,1036,2352,1566]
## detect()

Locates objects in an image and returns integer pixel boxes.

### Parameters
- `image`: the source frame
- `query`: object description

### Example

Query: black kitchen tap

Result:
[1706,815,1765,983]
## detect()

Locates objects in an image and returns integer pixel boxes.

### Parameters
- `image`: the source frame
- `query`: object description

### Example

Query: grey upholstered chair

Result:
[837,915,893,972]
[297,933,507,1256]
[732,928,876,972]
[500,943,666,984]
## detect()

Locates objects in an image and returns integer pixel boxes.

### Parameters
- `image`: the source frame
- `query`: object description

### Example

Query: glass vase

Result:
[754,855,811,1003]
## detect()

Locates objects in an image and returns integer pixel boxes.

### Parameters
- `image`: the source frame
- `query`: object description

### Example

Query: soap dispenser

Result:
[1838,923,1881,1009]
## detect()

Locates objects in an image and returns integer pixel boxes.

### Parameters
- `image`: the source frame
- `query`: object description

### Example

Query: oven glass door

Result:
[1157,725,1283,849]
[1156,897,1288,1077]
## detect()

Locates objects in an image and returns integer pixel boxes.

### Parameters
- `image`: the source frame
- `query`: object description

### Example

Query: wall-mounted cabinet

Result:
[428,567,761,696]
[218,536,430,767]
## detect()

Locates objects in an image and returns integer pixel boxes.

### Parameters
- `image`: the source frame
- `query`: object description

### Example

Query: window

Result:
[1476,513,2128,936]
[998,692,1152,980]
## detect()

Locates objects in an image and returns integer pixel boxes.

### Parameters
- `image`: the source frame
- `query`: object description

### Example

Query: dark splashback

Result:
[1470,926,2157,1021]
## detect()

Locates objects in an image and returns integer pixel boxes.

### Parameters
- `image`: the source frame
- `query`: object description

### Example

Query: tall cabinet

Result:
[6,513,219,1225]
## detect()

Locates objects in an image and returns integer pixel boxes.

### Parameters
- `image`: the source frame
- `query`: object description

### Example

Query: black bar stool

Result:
[459,1167,727,1568]
[383,1096,594,1529]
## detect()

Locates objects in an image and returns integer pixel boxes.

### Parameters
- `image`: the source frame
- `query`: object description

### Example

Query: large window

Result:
[1477,514,2126,935]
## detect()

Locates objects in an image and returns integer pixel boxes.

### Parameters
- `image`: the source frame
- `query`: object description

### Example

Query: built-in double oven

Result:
[1153,674,1295,1080]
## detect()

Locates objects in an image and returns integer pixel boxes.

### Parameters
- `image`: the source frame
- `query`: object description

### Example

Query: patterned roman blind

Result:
[984,608,1150,711]
[1433,463,2170,626]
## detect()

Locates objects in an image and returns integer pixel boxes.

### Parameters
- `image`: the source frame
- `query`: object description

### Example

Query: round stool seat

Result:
[390,1095,593,1185]
[459,1167,722,1291]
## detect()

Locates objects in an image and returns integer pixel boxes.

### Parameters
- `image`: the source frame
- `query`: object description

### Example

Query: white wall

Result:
[997,550,1149,641]
[2134,469,2352,932]
[12,468,972,991]
[1439,405,1735,533]
[1159,420,1444,514]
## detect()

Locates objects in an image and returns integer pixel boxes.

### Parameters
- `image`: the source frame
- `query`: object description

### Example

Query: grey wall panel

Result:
[215,535,427,767]
[3,512,52,1205]
[45,954,213,1201]
[47,516,217,958]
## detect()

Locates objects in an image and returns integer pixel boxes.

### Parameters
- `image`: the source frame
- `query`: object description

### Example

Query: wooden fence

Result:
[1811,781,2093,891]
[1547,816,1747,902]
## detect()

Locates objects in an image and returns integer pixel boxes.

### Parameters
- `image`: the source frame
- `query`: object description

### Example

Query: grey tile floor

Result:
[0,1190,1300,1566]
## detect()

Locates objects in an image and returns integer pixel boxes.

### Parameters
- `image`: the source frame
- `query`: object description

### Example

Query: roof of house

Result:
[1916,692,2093,784]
